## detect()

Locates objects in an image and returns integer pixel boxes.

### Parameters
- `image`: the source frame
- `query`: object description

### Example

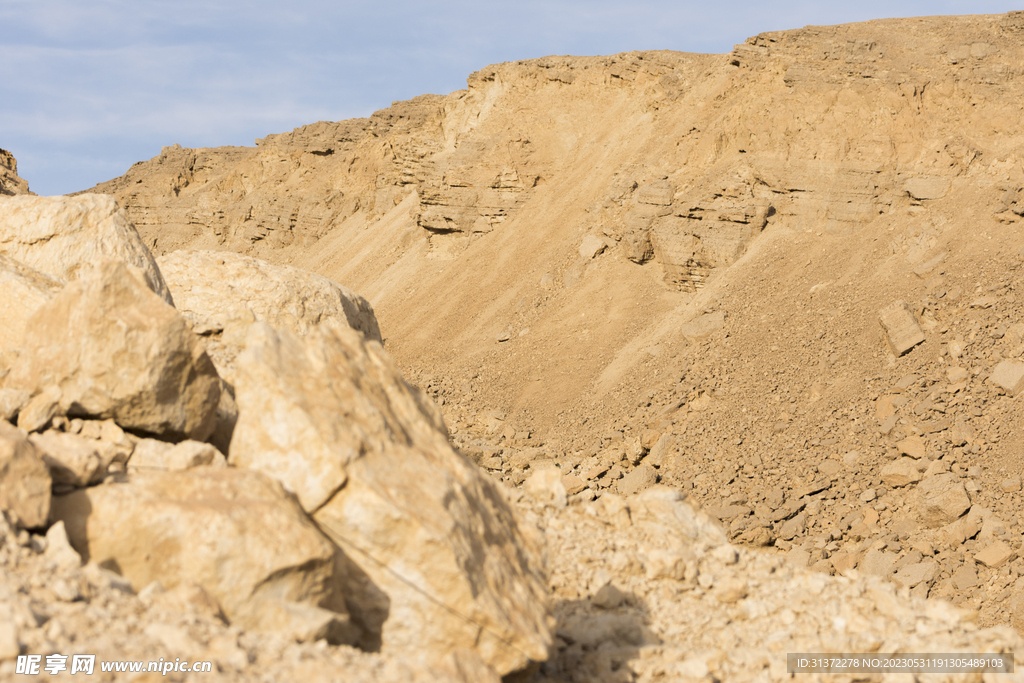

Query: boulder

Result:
[29,430,107,488]
[0,419,51,528]
[229,321,552,674]
[4,262,220,441]
[0,255,62,354]
[0,194,172,304]
[48,468,354,641]
[156,250,381,382]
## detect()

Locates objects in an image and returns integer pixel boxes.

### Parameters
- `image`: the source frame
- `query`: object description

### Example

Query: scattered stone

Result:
[912,473,972,528]
[779,512,807,540]
[591,582,626,609]
[561,473,586,496]
[893,560,938,588]
[1000,476,1022,493]
[859,549,896,577]
[879,301,925,356]
[975,541,1015,568]
[680,310,726,342]
[952,565,979,590]
[817,460,841,478]
[617,463,657,496]
[881,457,923,488]
[946,366,970,383]
[897,435,927,459]
[989,359,1024,396]
[579,235,608,259]
[904,176,949,200]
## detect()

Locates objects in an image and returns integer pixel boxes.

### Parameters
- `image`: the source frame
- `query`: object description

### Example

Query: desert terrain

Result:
[2,11,1024,682]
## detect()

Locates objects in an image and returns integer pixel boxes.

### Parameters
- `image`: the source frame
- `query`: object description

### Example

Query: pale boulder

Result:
[0,419,51,528]
[4,262,220,441]
[29,430,106,488]
[0,254,62,354]
[0,194,172,304]
[157,250,381,382]
[48,468,353,640]
[230,322,552,675]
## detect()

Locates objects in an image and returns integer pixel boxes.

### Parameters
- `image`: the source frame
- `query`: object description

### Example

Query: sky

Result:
[1,1,1020,196]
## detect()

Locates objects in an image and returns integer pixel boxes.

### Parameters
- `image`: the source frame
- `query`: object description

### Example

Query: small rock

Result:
[779,512,807,540]
[43,520,81,571]
[897,435,927,459]
[893,560,938,588]
[859,488,877,503]
[0,419,51,529]
[579,235,608,259]
[860,549,896,577]
[592,583,625,609]
[680,311,726,342]
[561,474,586,496]
[989,359,1024,396]
[617,463,657,496]
[952,564,979,590]
[946,366,970,383]
[975,541,1015,568]
[817,460,841,478]
[879,301,925,356]
[1000,476,1022,493]
[881,457,923,488]
[913,473,972,528]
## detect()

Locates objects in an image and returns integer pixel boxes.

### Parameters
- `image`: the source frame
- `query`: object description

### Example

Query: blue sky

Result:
[1,1,1019,195]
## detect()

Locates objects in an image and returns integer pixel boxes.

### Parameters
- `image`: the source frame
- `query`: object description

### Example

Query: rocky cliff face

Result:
[86,14,1024,437]
[0,148,31,196]
[71,12,1024,661]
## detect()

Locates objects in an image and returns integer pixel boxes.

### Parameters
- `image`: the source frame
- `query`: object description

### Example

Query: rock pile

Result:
[0,193,552,680]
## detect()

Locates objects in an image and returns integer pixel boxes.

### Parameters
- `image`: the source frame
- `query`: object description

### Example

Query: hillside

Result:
[85,10,1024,640]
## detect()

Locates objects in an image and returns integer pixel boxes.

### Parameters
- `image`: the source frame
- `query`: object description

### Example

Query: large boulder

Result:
[230,321,552,674]
[0,419,51,528]
[0,255,63,354]
[157,250,381,382]
[0,194,172,304]
[3,261,220,440]
[49,468,354,642]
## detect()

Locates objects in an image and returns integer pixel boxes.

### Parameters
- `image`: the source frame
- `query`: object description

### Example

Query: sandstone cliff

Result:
[88,13,1024,443]
[0,148,31,196]
[77,10,1024,656]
